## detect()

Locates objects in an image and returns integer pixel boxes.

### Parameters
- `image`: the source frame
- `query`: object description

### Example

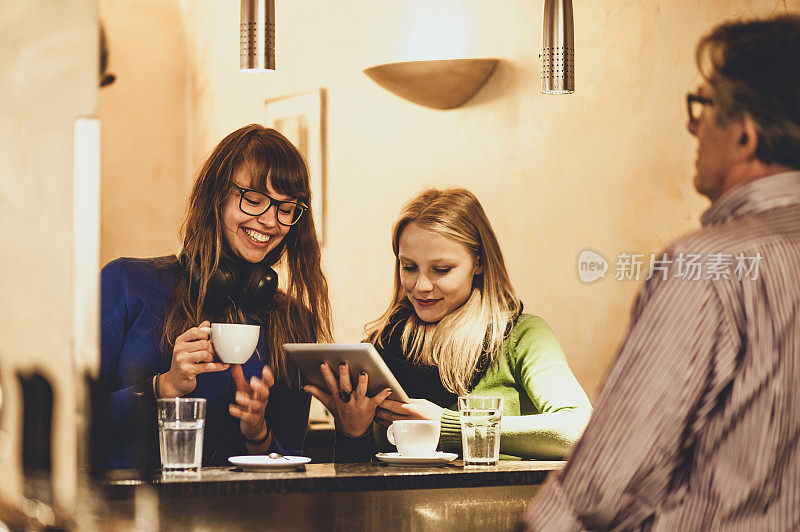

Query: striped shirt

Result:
[524,171,800,531]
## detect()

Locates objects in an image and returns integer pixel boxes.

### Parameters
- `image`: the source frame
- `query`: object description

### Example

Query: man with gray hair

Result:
[524,14,800,530]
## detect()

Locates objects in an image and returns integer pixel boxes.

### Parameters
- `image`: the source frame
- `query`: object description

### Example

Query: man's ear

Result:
[737,116,759,160]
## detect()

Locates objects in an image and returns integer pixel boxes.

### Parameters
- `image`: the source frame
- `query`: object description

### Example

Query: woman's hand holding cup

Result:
[303,362,393,438]
[159,320,230,398]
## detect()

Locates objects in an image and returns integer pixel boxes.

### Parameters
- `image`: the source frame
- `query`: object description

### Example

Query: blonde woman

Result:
[305,187,591,461]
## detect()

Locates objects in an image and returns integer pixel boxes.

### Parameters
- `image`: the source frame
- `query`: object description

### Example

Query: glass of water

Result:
[458,396,503,466]
[157,398,206,474]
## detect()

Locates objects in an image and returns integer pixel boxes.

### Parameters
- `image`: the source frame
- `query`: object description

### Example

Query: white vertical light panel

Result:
[72,118,101,376]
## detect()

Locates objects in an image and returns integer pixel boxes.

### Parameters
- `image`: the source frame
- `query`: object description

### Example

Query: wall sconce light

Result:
[240,0,275,72]
[541,0,574,94]
[363,58,499,110]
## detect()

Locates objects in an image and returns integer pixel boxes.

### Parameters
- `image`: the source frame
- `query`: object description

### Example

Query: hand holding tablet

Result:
[284,343,410,438]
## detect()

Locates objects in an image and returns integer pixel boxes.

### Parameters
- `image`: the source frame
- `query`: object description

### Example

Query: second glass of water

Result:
[458,396,503,466]
[157,398,206,474]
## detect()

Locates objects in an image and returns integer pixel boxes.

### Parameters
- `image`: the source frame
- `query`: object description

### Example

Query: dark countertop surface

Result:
[103,460,565,498]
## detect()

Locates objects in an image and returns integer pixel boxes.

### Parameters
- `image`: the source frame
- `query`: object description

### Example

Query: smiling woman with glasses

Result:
[98,124,331,469]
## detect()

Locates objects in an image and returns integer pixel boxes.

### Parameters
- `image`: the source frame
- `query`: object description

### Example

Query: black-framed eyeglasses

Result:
[230,182,307,226]
[686,93,715,123]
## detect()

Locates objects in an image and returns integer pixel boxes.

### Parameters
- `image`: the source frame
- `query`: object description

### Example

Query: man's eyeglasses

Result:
[686,93,715,123]
[230,182,307,226]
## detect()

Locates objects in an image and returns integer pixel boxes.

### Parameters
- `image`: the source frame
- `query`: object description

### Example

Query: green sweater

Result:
[439,314,592,459]
[336,315,592,461]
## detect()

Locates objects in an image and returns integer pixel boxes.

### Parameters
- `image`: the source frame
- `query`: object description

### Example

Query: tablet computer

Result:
[283,343,409,403]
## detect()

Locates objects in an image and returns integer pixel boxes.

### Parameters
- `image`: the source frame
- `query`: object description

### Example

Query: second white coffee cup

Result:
[199,323,259,364]
[386,420,440,457]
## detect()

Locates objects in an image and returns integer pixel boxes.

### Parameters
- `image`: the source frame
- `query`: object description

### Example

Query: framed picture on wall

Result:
[264,89,326,244]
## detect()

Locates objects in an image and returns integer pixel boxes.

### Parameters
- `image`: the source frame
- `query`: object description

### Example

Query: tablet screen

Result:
[283,343,409,403]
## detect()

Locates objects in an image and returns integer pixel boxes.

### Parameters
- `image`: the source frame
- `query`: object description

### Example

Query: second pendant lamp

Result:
[541,0,574,94]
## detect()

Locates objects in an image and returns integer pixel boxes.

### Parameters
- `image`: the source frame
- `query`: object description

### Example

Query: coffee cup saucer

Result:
[375,451,458,466]
[228,455,311,471]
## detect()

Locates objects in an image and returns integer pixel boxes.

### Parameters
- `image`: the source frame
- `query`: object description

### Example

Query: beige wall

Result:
[100,0,795,400]
[0,0,97,514]
[99,0,189,263]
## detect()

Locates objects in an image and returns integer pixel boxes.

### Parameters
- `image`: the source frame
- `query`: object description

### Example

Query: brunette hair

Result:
[364,188,521,395]
[696,14,800,169]
[162,124,332,384]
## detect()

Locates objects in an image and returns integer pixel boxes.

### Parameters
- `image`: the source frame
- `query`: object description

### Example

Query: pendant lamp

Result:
[240,0,275,72]
[541,0,574,94]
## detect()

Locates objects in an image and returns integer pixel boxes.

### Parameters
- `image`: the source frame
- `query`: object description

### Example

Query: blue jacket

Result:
[100,256,310,468]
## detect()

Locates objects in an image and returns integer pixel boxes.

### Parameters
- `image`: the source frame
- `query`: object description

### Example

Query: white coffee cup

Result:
[386,420,440,457]
[199,323,259,364]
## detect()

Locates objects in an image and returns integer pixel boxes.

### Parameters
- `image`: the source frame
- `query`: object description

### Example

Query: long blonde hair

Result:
[364,188,521,395]
[162,125,332,384]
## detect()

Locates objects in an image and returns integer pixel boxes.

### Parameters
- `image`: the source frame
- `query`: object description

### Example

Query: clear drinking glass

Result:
[157,398,206,474]
[458,396,503,466]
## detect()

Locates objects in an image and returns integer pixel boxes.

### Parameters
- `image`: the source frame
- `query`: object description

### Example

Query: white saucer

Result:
[228,455,311,471]
[375,452,458,466]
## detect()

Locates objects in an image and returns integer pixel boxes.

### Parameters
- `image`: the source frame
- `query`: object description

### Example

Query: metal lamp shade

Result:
[541,0,574,94]
[240,0,275,72]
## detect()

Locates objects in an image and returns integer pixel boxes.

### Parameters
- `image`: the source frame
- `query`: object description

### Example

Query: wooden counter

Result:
[100,460,563,531]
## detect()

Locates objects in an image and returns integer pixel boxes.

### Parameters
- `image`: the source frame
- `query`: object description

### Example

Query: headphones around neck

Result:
[177,252,278,314]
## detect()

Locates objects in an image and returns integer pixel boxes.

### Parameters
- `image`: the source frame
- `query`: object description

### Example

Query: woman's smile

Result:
[242,226,272,245]
[414,297,442,307]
